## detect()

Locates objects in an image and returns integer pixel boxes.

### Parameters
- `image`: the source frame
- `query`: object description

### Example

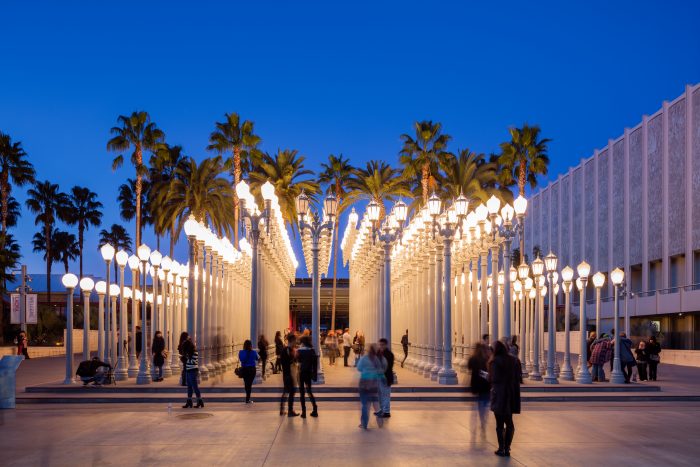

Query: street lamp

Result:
[183,215,199,336]
[115,250,129,380]
[543,252,558,384]
[530,256,544,380]
[592,271,605,337]
[610,267,626,384]
[517,261,530,375]
[79,277,94,363]
[127,254,140,377]
[136,244,152,384]
[62,273,78,384]
[95,280,106,361]
[576,261,592,383]
[100,243,115,366]
[560,266,574,381]
[296,190,338,384]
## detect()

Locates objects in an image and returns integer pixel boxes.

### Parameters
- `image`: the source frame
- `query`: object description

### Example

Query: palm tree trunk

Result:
[519,161,526,258]
[134,146,143,248]
[330,216,339,331]
[1,174,8,234]
[169,221,175,258]
[422,164,430,205]
[233,146,242,249]
[156,234,160,251]
[78,224,84,279]
[46,224,51,303]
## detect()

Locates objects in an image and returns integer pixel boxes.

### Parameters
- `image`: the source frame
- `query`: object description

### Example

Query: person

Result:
[353,330,365,366]
[400,330,409,368]
[274,331,284,374]
[135,326,142,358]
[356,343,386,430]
[635,340,648,382]
[258,334,269,380]
[238,340,259,404]
[589,333,612,382]
[325,331,338,366]
[178,332,203,408]
[377,338,394,418]
[647,335,661,381]
[509,336,519,358]
[619,332,636,383]
[296,335,319,418]
[468,343,491,437]
[280,334,299,417]
[16,331,30,359]
[151,331,166,382]
[76,357,112,385]
[586,331,596,366]
[342,328,352,367]
[609,329,616,372]
[488,340,521,457]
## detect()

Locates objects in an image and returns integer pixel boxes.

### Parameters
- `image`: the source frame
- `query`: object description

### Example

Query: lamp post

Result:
[79,277,94,362]
[610,267,626,384]
[160,256,173,377]
[62,273,78,384]
[592,272,605,338]
[100,243,115,366]
[136,244,152,384]
[621,281,632,337]
[543,252,559,384]
[127,255,140,377]
[530,256,544,381]
[576,261,592,383]
[296,190,338,385]
[517,262,530,376]
[95,281,106,361]
[560,266,574,381]
[184,215,199,336]
[114,250,129,380]
[109,283,119,369]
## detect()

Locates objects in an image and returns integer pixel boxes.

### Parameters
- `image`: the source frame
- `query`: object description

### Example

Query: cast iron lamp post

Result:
[79,277,94,362]
[127,254,140,377]
[114,250,129,380]
[610,267,626,384]
[560,266,575,381]
[100,243,115,365]
[544,252,559,384]
[136,244,152,384]
[530,256,544,381]
[592,271,605,338]
[62,273,79,384]
[576,261,593,383]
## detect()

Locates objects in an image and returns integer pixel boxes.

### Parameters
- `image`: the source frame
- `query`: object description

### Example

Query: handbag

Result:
[234,365,243,378]
[649,354,660,362]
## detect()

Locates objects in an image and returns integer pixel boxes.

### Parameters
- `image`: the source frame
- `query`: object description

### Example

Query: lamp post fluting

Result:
[79,277,94,362]
[136,244,152,384]
[62,273,78,384]
[576,261,592,383]
[100,244,115,366]
[592,272,605,338]
[517,262,530,376]
[610,268,626,384]
[115,250,129,380]
[184,216,199,336]
[560,266,575,381]
[543,252,559,384]
[530,256,544,381]
[127,255,140,377]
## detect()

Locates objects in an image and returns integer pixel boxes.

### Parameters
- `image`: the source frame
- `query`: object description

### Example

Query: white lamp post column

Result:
[610,268,626,384]
[544,252,559,384]
[136,244,152,385]
[560,266,575,381]
[96,281,105,361]
[80,278,94,362]
[62,273,78,384]
[128,255,140,377]
[115,250,129,380]
[576,261,592,383]
[530,256,544,380]
[100,244,114,366]
[518,262,530,376]
[593,272,605,338]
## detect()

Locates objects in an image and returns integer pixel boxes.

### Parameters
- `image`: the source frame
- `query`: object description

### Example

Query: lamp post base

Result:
[610,367,626,384]
[560,364,575,381]
[128,355,139,378]
[63,377,76,385]
[529,368,542,381]
[543,373,559,384]
[576,372,593,384]
[430,365,440,382]
[162,363,173,378]
[114,355,129,381]
[199,365,209,381]
[437,368,458,385]
[520,361,529,378]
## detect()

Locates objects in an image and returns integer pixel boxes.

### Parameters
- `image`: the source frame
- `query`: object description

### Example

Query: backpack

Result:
[76,360,92,377]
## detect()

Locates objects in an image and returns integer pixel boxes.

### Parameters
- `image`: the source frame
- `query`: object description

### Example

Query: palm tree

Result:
[107,111,165,248]
[65,186,103,278]
[154,156,236,240]
[0,131,36,233]
[26,181,69,302]
[117,178,153,241]
[347,160,411,219]
[498,123,551,254]
[248,149,319,227]
[319,154,354,331]
[33,229,79,276]
[0,195,20,229]
[437,149,513,205]
[207,113,262,248]
[149,144,187,257]
[0,232,20,294]
[99,224,133,278]
[399,121,451,207]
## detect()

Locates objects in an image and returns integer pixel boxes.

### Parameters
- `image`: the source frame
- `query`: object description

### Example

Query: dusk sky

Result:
[1,0,699,281]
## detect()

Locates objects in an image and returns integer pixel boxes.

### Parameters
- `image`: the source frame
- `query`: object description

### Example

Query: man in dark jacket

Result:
[400,330,409,368]
[280,334,299,417]
[76,357,112,385]
[135,326,142,358]
[296,335,318,418]
[377,338,394,417]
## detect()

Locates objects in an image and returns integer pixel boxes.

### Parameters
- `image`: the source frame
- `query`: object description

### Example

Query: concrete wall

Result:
[0,330,99,358]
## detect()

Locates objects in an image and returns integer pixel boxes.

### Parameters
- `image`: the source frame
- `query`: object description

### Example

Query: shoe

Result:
[245,400,254,404]
[301,412,307,419]
[382,413,391,418]
[374,410,383,416]
[358,424,367,430]
[494,450,506,457]
[310,409,318,417]
[504,450,511,457]
[288,411,300,417]
[182,399,193,409]
[196,398,204,408]
[280,409,286,416]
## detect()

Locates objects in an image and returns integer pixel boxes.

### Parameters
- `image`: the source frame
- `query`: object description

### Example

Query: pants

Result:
[402,347,408,367]
[186,370,201,399]
[637,362,648,381]
[623,363,634,382]
[648,361,659,381]
[274,356,281,373]
[154,365,163,379]
[328,349,336,365]
[379,380,391,414]
[359,388,380,428]
[281,375,296,412]
[475,393,489,429]
[242,366,256,402]
[260,355,268,378]
[343,346,351,366]
[494,413,515,451]
[592,364,605,381]
[299,372,317,413]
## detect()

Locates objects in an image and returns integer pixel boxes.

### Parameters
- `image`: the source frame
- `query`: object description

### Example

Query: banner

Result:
[26,294,38,324]
[10,294,20,324]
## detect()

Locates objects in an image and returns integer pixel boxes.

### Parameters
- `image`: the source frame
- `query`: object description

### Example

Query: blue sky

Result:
[1,0,699,281]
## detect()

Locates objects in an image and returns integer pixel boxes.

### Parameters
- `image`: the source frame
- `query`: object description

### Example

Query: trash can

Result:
[0,355,23,409]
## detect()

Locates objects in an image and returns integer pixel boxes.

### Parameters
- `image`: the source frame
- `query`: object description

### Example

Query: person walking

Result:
[16,331,30,359]
[509,336,519,358]
[586,331,596,367]
[619,332,636,383]
[325,331,338,366]
[258,334,269,380]
[589,333,612,382]
[280,333,300,417]
[342,328,352,367]
[274,331,284,374]
[135,326,142,358]
[152,331,166,382]
[400,330,409,368]
[178,332,203,408]
[468,343,491,438]
[296,335,319,418]
[377,338,394,418]
[353,330,365,366]
[635,340,649,381]
[356,343,386,430]
[488,340,521,457]
[238,340,259,404]
[647,335,661,381]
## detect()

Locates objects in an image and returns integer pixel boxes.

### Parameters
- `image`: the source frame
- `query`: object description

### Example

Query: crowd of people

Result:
[587,331,662,382]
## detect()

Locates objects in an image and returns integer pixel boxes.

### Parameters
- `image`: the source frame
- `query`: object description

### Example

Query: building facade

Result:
[525,83,700,350]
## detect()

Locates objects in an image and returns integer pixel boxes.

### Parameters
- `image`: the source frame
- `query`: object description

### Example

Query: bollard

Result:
[0,355,23,409]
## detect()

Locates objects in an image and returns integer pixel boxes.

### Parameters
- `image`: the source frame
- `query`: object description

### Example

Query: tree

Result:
[347,160,411,219]
[0,131,36,234]
[117,178,152,241]
[319,154,354,331]
[154,156,236,240]
[399,121,451,207]
[498,123,551,255]
[26,181,69,302]
[437,149,513,205]
[33,229,79,274]
[248,149,320,227]
[207,113,262,248]
[0,195,20,229]
[65,186,103,278]
[0,232,20,294]
[98,224,133,278]
[107,111,165,248]
[149,144,187,257]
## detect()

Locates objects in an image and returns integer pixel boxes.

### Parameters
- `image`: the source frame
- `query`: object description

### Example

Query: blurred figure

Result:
[280,334,299,417]
[274,331,284,374]
[238,339,259,404]
[647,335,661,381]
[468,343,491,438]
[296,335,319,418]
[619,332,635,383]
[342,328,352,367]
[590,333,612,382]
[400,329,410,368]
[509,336,519,358]
[135,326,142,358]
[178,332,203,408]
[16,330,30,359]
[488,340,521,457]
[586,331,596,367]
[353,330,365,366]
[152,331,165,382]
[325,331,338,366]
[356,343,386,430]
[76,356,111,385]
[258,334,269,380]
[635,341,648,381]
[377,338,394,418]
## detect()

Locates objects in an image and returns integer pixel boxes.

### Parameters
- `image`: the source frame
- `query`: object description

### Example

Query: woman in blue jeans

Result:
[178,332,203,408]
[239,339,259,404]
[356,343,386,429]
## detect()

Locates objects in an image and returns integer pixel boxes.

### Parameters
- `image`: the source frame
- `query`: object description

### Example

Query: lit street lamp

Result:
[592,271,605,337]
[184,215,199,336]
[530,256,544,380]
[127,254,140,377]
[136,244,152,384]
[576,261,592,383]
[610,267,626,384]
[62,273,78,384]
[79,277,94,362]
[544,252,558,384]
[115,250,129,380]
[100,243,115,366]
[560,266,574,381]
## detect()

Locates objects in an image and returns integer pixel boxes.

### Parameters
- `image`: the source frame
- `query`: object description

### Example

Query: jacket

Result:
[619,337,635,365]
[152,336,166,366]
[489,355,521,417]
[635,348,648,363]
[179,339,199,371]
[275,337,284,356]
[590,338,612,365]
[647,341,661,361]
[76,359,111,377]
[467,355,491,396]
[258,338,269,358]
[296,345,318,380]
[381,349,395,387]
[280,346,295,377]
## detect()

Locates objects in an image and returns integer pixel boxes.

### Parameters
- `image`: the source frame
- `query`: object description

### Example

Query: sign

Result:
[10,294,20,324]
[26,294,38,324]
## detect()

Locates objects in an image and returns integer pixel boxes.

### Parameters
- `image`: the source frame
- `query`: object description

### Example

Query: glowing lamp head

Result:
[427,192,442,217]
[544,251,558,272]
[475,204,488,222]
[95,281,106,295]
[100,243,115,261]
[500,204,515,223]
[454,193,469,217]
[128,254,140,271]
[261,180,275,201]
[592,272,605,288]
[324,192,338,218]
[524,278,533,291]
[79,277,94,291]
[532,256,544,277]
[513,195,527,216]
[486,195,501,215]
[161,255,172,272]
[611,267,625,286]
[576,278,583,291]
[513,280,522,293]
[137,244,151,262]
[367,199,381,223]
[124,287,132,299]
[115,250,128,267]
[184,214,199,237]
[518,262,529,280]
[235,180,251,202]
[149,250,162,267]
[577,260,591,279]
[295,190,310,218]
[393,199,408,223]
[61,273,78,289]
[509,266,517,282]
[561,266,574,283]
[109,284,120,297]
[348,208,359,227]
